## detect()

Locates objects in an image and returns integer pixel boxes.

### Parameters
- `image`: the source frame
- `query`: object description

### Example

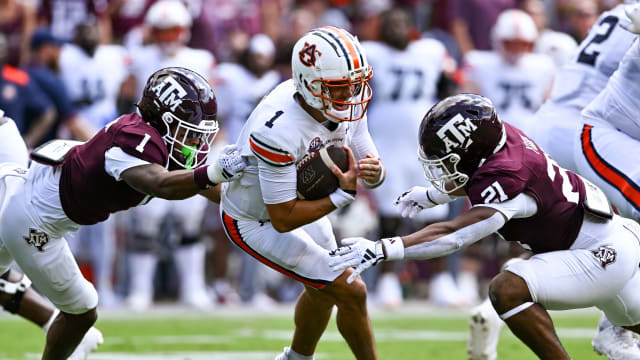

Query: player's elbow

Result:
[271,218,293,233]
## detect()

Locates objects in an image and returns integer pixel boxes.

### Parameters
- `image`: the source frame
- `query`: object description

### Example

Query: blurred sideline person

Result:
[125,0,219,310]
[220,27,383,360]
[329,94,640,360]
[461,9,555,131]
[0,67,243,359]
[57,20,130,307]
[466,3,640,360]
[0,32,56,149]
[0,108,103,359]
[213,33,282,305]
[361,8,457,308]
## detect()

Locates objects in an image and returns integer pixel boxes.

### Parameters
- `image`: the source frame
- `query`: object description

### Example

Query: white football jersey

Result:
[129,45,216,97]
[548,4,635,110]
[215,62,280,143]
[463,50,555,130]
[222,80,378,222]
[59,44,129,129]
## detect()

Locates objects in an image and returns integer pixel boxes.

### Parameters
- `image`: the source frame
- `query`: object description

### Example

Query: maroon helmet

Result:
[137,67,218,169]
[418,94,506,193]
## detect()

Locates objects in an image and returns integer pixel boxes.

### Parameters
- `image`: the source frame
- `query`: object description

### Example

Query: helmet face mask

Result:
[292,26,373,122]
[418,148,468,194]
[138,67,219,169]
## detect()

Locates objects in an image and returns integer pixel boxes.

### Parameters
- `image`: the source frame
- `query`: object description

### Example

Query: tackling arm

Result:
[121,163,205,200]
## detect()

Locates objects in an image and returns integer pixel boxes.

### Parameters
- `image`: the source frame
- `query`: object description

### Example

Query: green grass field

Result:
[0,305,606,359]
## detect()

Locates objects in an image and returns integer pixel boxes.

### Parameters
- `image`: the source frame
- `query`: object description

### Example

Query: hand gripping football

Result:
[296,146,349,200]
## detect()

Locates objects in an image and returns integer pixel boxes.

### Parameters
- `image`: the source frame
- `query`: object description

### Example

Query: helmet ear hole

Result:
[162,112,174,124]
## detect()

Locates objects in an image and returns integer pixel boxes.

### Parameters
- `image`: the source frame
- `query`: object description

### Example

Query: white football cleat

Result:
[67,326,104,360]
[274,347,290,360]
[625,3,640,34]
[376,273,403,309]
[467,298,504,360]
[592,314,640,359]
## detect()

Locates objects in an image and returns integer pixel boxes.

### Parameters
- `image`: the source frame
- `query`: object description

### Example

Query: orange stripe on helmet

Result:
[581,125,640,210]
[320,26,360,69]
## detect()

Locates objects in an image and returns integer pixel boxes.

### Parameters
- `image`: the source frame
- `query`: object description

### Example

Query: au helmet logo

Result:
[299,42,321,67]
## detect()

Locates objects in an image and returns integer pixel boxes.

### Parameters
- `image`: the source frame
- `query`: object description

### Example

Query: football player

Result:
[125,0,220,309]
[463,3,640,359]
[329,94,640,360]
[461,9,555,131]
[220,27,384,360]
[0,67,244,359]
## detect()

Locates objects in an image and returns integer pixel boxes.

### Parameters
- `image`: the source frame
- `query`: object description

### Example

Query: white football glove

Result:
[625,3,640,34]
[328,237,385,284]
[207,144,246,184]
[394,186,438,218]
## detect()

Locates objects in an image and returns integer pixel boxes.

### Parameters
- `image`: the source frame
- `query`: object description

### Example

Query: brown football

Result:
[296,146,349,200]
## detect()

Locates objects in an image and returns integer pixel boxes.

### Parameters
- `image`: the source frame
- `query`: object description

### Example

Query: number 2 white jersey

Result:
[215,62,280,143]
[463,50,555,130]
[221,80,378,222]
[549,4,636,111]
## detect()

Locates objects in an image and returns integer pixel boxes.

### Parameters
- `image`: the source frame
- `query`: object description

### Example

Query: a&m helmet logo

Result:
[299,42,321,67]
[437,113,478,153]
[150,76,187,111]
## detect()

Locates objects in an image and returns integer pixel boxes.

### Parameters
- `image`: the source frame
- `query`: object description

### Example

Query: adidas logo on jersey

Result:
[150,76,187,111]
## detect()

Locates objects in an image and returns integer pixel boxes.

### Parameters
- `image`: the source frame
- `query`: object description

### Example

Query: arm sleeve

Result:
[258,159,298,204]
[473,192,538,220]
[349,117,379,161]
[104,146,151,181]
[404,212,506,260]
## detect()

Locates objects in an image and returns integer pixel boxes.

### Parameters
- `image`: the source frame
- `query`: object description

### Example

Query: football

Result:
[296,146,349,200]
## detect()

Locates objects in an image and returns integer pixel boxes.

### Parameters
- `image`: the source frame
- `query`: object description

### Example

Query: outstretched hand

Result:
[329,237,385,284]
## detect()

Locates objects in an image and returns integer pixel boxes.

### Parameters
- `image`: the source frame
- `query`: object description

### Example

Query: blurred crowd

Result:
[0,0,616,310]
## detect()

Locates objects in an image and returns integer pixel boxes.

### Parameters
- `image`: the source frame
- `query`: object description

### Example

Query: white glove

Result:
[207,144,245,183]
[625,3,640,34]
[394,186,438,218]
[328,237,385,284]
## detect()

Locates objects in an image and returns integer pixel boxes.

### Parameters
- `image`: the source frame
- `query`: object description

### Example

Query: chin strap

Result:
[0,271,32,314]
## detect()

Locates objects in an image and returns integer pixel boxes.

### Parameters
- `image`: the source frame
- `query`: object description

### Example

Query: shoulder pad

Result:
[113,122,168,166]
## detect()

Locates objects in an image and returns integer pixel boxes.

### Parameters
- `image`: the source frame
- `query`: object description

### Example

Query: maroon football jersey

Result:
[59,113,168,225]
[467,123,586,253]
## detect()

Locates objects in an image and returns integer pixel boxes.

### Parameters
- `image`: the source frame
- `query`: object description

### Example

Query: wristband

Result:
[329,188,355,209]
[194,165,216,189]
[427,186,456,204]
[381,237,404,261]
[363,165,385,187]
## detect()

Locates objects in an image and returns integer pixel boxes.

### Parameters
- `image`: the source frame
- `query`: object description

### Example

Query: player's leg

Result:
[574,124,640,222]
[172,196,213,308]
[0,190,99,358]
[126,198,169,310]
[490,215,640,359]
[221,212,377,359]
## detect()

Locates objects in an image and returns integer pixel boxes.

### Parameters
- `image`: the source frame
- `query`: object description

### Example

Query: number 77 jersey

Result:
[468,123,587,254]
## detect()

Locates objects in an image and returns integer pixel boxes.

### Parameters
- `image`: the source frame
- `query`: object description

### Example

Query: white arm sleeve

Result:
[349,117,379,161]
[404,212,506,260]
[473,192,538,220]
[104,147,151,181]
[257,159,298,204]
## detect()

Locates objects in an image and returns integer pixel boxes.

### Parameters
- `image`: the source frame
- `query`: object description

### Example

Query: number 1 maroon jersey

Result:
[59,113,169,225]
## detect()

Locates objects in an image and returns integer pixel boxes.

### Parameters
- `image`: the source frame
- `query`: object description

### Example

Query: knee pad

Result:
[0,271,32,313]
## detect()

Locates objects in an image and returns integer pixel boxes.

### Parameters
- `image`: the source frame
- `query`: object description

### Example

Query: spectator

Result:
[0,32,56,148]
[37,0,111,43]
[0,0,37,66]
[27,28,94,145]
